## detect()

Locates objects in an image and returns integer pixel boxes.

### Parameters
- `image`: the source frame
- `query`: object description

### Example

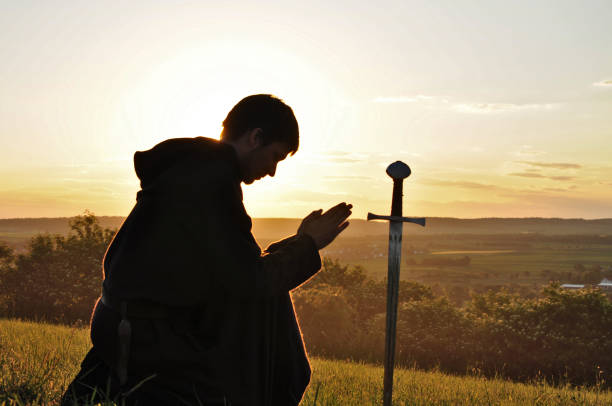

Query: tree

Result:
[306,257,367,290]
[3,211,116,323]
[0,241,16,314]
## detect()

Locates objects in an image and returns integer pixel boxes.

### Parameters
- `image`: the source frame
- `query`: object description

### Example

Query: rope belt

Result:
[100,289,176,319]
[98,289,229,403]
[100,288,198,386]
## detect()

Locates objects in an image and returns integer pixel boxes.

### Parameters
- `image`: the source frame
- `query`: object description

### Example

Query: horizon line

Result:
[1,215,611,221]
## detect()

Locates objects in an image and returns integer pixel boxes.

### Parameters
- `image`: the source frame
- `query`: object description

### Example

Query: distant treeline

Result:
[0,212,611,389]
[2,216,612,244]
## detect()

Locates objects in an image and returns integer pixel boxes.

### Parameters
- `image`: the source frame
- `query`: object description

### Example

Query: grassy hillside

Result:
[1,319,610,405]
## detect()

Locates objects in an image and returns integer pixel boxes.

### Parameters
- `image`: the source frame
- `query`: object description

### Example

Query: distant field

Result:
[2,216,611,298]
[431,250,515,255]
[315,234,612,301]
[2,216,612,251]
[1,319,610,405]
[348,245,612,280]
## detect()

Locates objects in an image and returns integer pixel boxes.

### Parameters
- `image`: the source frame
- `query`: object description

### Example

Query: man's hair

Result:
[221,94,299,154]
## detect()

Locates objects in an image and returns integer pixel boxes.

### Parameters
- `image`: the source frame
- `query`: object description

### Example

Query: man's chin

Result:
[242,175,263,185]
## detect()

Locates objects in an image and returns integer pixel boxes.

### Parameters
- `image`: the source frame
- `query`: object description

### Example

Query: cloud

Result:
[322,150,350,156]
[421,179,500,190]
[327,157,360,164]
[517,161,582,169]
[324,175,373,181]
[508,172,574,181]
[453,103,558,114]
[372,95,435,103]
[512,145,547,158]
[509,172,546,178]
[593,79,612,87]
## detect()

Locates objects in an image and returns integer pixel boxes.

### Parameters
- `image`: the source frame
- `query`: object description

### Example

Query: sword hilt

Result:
[386,161,411,217]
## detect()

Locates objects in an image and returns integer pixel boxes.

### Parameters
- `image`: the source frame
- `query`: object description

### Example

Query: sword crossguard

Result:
[367,213,426,227]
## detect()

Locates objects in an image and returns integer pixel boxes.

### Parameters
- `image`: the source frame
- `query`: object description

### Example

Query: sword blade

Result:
[383,220,403,406]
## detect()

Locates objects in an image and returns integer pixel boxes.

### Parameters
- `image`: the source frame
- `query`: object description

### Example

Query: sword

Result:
[367,161,425,406]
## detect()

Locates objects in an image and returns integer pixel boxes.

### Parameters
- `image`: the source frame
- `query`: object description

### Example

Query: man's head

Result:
[221,94,299,184]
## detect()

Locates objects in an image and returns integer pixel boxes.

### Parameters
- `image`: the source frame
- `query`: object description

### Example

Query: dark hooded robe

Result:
[62,137,321,405]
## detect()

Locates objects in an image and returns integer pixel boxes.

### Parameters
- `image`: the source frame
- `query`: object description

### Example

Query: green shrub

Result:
[292,284,357,357]
[295,270,612,388]
[467,285,612,385]
[0,211,115,324]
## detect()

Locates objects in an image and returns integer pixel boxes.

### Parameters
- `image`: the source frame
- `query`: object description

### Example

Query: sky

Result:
[1,0,611,219]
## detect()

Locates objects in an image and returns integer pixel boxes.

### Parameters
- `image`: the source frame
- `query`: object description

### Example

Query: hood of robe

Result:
[133,137,239,188]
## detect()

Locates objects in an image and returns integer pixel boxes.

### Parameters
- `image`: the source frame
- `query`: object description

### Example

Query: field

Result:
[3,216,612,306]
[1,319,611,405]
[315,234,612,299]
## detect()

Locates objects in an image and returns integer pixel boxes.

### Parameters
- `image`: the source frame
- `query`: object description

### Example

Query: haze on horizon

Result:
[1,1,611,220]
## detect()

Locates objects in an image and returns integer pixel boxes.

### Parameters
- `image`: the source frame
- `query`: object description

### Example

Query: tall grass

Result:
[1,319,610,405]
[303,359,611,405]
[0,319,90,404]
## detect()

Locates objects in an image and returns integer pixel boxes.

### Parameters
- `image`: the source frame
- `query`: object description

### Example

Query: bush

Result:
[0,211,115,324]
[292,284,357,357]
[294,271,612,388]
[363,296,474,372]
[467,285,612,385]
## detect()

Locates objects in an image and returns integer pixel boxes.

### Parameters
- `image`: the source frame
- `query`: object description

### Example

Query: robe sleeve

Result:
[197,174,322,298]
[264,235,300,254]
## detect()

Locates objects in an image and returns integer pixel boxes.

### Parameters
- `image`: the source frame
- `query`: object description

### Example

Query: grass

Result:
[1,319,611,405]
[305,359,612,405]
[0,319,90,405]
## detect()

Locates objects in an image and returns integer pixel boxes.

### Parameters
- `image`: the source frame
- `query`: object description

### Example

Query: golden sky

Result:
[1,1,611,219]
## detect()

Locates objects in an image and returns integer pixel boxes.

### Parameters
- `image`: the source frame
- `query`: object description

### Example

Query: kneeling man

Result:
[62,94,352,405]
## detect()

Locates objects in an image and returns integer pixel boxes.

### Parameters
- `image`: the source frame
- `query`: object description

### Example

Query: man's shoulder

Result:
[165,138,238,178]
[189,138,240,183]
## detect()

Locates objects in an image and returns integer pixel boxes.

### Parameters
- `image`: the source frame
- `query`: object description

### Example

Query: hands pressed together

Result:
[297,202,352,250]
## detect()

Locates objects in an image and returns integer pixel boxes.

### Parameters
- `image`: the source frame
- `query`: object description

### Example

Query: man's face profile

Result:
[240,139,291,185]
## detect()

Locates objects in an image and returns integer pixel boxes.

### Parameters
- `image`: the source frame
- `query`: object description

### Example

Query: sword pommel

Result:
[386,161,411,180]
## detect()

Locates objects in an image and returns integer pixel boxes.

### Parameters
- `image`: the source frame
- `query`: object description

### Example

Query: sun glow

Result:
[109,40,345,152]
[1,2,611,219]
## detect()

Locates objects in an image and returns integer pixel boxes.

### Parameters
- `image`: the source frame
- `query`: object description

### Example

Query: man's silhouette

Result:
[61,94,352,405]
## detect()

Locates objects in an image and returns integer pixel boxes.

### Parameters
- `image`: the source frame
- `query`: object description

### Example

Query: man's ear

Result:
[246,128,264,149]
